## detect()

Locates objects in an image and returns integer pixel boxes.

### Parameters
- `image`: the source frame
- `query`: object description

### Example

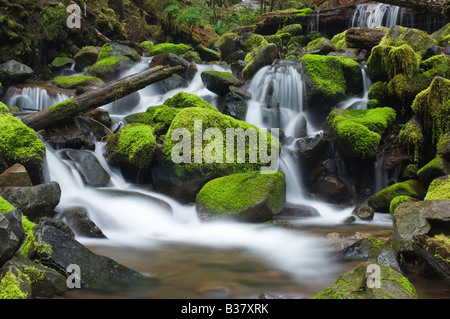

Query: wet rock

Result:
[313,175,352,204]
[345,27,387,51]
[26,225,146,289]
[0,60,34,86]
[99,42,140,62]
[0,182,61,222]
[225,50,246,65]
[61,207,106,238]
[74,46,101,72]
[306,38,336,55]
[0,210,25,266]
[336,237,386,261]
[59,149,111,187]
[201,70,243,96]
[417,156,450,187]
[1,255,67,297]
[221,91,247,121]
[0,266,32,299]
[160,73,187,92]
[242,43,278,79]
[295,137,330,171]
[194,44,221,62]
[0,164,33,187]
[273,203,320,219]
[38,217,75,238]
[352,204,375,221]
[149,53,191,78]
[219,35,240,61]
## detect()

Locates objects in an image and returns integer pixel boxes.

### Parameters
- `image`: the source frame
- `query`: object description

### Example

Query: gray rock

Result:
[352,204,375,221]
[0,163,33,188]
[0,182,61,222]
[0,210,25,266]
[201,70,243,96]
[0,60,34,86]
[273,203,320,219]
[61,207,106,238]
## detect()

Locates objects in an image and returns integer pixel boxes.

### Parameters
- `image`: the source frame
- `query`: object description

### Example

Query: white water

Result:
[351,3,401,29]
[5,86,70,112]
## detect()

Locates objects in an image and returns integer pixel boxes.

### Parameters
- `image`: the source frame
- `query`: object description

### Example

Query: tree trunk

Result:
[20,65,184,131]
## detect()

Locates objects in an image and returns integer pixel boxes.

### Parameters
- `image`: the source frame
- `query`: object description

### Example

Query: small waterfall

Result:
[338,66,372,110]
[4,86,70,112]
[307,9,321,33]
[351,3,400,29]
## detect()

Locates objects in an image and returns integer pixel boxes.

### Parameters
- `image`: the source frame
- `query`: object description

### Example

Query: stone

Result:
[345,27,387,51]
[0,164,33,188]
[200,71,243,96]
[0,210,25,266]
[273,203,320,219]
[352,204,375,221]
[313,175,352,204]
[61,207,106,238]
[74,46,101,72]
[194,44,221,62]
[0,60,34,86]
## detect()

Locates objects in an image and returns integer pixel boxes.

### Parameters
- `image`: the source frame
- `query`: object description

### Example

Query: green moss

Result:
[379,25,435,56]
[399,120,425,163]
[431,22,450,47]
[244,34,266,52]
[411,77,450,142]
[147,43,189,56]
[0,102,45,164]
[326,108,396,159]
[152,106,182,126]
[50,57,74,68]
[163,91,218,111]
[47,98,81,117]
[331,30,347,50]
[370,179,425,212]
[279,24,302,36]
[54,76,104,89]
[424,175,450,200]
[196,171,286,217]
[20,226,52,259]
[389,195,416,214]
[425,234,450,263]
[215,32,239,48]
[421,55,450,79]
[306,37,328,51]
[88,56,131,79]
[0,196,14,213]
[0,270,29,299]
[106,124,158,169]
[141,41,154,57]
[299,54,361,104]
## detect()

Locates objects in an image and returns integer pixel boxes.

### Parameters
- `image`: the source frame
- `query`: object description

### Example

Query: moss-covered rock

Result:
[106,123,158,170]
[87,56,133,80]
[73,46,101,72]
[431,22,450,47]
[50,57,74,69]
[0,102,45,184]
[411,77,450,143]
[0,268,31,299]
[0,195,14,214]
[368,179,427,213]
[399,117,425,163]
[242,42,278,79]
[97,42,140,62]
[325,107,396,159]
[196,171,286,223]
[306,37,336,55]
[200,71,243,96]
[331,30,347,50]
[313,262,417,299]
[417,155,450,187]
[389,195,418,214]
[279,24,302,36]
[424,175,450,200]
[53,76,104,90]
[300,54,363,108]
[379,25,435,57]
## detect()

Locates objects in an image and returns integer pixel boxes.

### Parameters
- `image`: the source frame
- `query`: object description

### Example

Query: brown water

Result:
[61,223,449,299]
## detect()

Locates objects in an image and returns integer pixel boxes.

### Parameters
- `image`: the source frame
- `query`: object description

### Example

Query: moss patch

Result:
[0,196,14,213]
[424,175,450,200]
[147,43,189,56]
[54,76,104,89]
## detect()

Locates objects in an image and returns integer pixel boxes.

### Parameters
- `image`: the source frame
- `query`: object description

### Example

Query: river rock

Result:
[196,171,286,223]
[74,46,101,72]
[242,43,278,79]
[0,182,61,222]
[149,53,191,78]
[38,217,75,238]
[0,255,67,297]
[0,164,33,187]
[313,175,352,204]
[314,262,417,299]
[99,42,140,62]
[417,156,450,187]
[61,207,106,238]
[0,60,34,86]
[273,203,320,219]
[306,37,336,55]
[221,91,248,121]
[437,132,450,161]
[0,265,32,299]
[336,237,387,261]
[201,70,243,96]
[392,200,450,253]
[219,35,240,61]
[194,44,221,62]
[295,137,330,171]
[0,209,25,266]
[352,204,374,221]
[59,149,111,187]
[225,50,247,65]
[26,225,146,289]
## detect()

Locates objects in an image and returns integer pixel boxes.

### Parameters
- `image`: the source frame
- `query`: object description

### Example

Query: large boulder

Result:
[313,175,352,204]
[379,25,435,57]
[74,46,101,72]
[0,164,33,188]
[200,71,243,96]
[0,182,61,222]
[313,262,417,299]
[97,42,140,62]
[196,171,286,223]
[0,60,34,86]
[345,27,388,51]
[306,37,336,55]
[424,175,450,200]
[0,209,25,266]
[392,200,450,253]
[242,42,278,79]
[417,156,450,187]
[24,225,147,289]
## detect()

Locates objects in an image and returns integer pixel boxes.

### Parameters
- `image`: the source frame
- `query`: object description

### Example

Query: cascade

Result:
[351,3,401,29]
[4,86,70,112]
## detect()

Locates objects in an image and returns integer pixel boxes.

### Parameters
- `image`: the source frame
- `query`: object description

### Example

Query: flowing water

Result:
[3,56,447,299]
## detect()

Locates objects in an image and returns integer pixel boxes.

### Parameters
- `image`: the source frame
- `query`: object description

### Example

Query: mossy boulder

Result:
[141,41,154,57]
[417,156,450,187]
[306,37,336,55]
[325,107,396,159]
[399,117,425,163]
[411,77,450,143]
[200,71,243,96]
[73,46,101,72]
[299,54,363,109]
[389,195,419,214]
[152,100,279,203]
[97,42,140,62]
[53,76,104,90]
[0,60,34,86]
[379,25,435,57]
[194,44,221,62]
[0,102,45,184]
[437,132,450,161]
[87,56,133,80]
[368,179,427,213]
[0,268,31,299]
[313,262,417,299]
[279,24,303,36]
[424,175,450,200]
[50,57,74,69]
[431,22,450,47]
[196,171,286,223]
[331,30,347,50]
[106,123,158,172]
[145,43,189,57]
[242,42,278,79]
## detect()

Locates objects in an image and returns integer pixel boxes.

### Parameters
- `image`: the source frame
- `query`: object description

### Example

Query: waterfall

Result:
[338,66,372,110]
[4,86,70,112]
[351,3,400,29]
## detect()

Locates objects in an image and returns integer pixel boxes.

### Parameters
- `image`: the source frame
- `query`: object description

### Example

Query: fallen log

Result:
[20,65,184,131]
